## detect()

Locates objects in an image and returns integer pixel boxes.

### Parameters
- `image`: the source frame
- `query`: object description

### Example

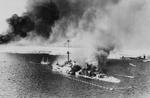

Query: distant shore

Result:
[0,45,150,59]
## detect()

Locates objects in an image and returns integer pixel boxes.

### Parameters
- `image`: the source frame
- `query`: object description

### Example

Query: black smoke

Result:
[28,1,59,37]
[96,46,115,72]
[0,14,34,44]
[7,14,35,37]
[0,1,60,44]
[0,0,120,44]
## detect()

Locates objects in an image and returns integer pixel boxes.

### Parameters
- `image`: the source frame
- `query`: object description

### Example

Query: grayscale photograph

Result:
[0,0,150,98]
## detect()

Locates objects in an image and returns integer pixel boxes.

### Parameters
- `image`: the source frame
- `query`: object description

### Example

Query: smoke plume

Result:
[0,0,148,69]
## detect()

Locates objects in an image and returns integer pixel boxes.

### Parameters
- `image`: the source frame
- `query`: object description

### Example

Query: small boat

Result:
[41,57,52,70]
[41,57,50,65]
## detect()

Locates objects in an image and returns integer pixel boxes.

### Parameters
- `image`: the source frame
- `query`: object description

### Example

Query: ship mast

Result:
[67,40,70,62]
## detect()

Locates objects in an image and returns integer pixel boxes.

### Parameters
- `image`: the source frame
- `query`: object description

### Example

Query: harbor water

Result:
[0,53,150,98]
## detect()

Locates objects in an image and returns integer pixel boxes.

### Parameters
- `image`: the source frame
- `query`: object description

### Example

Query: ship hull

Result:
[75,72,120,83]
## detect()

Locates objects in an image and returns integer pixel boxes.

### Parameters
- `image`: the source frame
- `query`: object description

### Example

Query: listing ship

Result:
[52,40,120,83]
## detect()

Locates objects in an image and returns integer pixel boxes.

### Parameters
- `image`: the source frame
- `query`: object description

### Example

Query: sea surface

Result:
[0,53,150,98]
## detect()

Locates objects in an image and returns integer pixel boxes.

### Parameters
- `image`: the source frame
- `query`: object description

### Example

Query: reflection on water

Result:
[0,53,150,98]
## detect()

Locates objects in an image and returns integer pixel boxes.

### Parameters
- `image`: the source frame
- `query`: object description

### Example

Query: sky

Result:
[0,0,150,50]
[0,0,27,34]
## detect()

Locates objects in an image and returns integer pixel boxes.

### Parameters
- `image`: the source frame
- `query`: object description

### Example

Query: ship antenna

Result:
[67,40,70,62]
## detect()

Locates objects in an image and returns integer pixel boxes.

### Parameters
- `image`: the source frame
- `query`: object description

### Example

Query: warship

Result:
[52,40,120,83]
